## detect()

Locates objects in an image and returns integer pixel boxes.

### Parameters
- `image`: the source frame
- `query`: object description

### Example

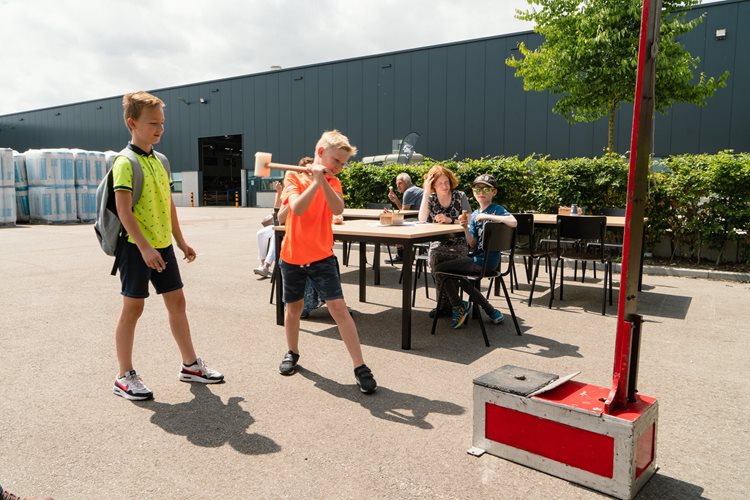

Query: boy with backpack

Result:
[277,130,377,394]
[109,91,223,400]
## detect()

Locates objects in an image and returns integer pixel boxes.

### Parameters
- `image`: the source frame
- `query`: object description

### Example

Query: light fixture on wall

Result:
[210,88,220,93]
[199,97,208,104]
[177,97,191,106]
[96,105,103,110]
[18,118,24,121]
[55,112,62,116]
[715,28,727,40]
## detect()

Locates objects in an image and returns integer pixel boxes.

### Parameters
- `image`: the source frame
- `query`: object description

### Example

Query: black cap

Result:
[472,174,497,189]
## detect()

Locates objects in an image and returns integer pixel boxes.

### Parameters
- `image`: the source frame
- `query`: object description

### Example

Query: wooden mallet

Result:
[254,152,311,177]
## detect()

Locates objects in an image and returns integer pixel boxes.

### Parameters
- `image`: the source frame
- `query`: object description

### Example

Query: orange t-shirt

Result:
[280,172,342,265]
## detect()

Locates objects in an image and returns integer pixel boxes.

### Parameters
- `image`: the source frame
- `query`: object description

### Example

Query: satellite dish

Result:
[396,132,420,164]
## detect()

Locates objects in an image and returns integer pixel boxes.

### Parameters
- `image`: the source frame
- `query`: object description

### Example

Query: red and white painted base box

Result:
[471,366,658,500]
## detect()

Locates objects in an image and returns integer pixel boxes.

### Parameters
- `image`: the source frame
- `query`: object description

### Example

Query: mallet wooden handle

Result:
[267,162,310,173]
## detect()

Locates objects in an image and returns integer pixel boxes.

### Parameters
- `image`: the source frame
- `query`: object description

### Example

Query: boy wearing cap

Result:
[434,174,517,328]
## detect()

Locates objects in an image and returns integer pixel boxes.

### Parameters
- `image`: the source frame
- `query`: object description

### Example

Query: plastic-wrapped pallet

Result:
[24,148,77,223]
[104,150,118,170]
[0,148,17,225]
[13,151,30,223]
[73,149,107,222]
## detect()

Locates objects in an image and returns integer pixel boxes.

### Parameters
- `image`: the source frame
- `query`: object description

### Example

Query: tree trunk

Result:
[607,100,616,153]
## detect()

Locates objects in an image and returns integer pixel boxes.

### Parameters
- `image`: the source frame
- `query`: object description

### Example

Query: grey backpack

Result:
[94,147,171,273]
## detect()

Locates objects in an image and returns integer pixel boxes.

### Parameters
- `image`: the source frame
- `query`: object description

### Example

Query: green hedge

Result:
[339,151,750,264]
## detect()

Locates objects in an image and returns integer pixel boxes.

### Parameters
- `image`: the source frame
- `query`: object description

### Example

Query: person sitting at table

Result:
[254,157,315,279]
[433,174,517,328]
[386,173,425,264]
[388,172,424,210]
[254,180,287,278]
[417,164,472,327]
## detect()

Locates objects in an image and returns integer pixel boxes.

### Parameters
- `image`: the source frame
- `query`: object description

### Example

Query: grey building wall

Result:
[0,0,747,173]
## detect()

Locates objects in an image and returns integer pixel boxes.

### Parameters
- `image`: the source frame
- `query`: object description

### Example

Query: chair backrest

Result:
[365,202,392,210]
[480,222,516,275]
[601,207,626,216]
[556,215,606,258]
[512,213,534,237]
[511,213,534,250]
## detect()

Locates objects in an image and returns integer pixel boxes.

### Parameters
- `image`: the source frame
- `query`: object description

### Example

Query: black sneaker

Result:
[354,364,377,394]
[279,350,300,375]
[428,307,451,319]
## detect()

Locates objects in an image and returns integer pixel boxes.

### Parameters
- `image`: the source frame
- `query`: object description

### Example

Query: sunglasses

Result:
[472,186,495,194]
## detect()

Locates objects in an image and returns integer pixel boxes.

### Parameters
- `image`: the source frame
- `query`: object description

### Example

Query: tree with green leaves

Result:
[506,0,729,153]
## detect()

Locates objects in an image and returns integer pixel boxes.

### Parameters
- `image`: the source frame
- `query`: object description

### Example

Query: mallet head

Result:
[254,151,273,177]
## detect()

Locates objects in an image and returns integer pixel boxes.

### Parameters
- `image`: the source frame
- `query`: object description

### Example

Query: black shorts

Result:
[117,242,183,298]
[280,255,343,304]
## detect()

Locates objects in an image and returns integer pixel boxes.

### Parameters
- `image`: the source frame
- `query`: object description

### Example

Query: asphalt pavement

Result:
[1,207,748,499]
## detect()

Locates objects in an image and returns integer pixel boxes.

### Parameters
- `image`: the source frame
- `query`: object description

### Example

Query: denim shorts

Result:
[279,255,343,304]
[117,242,183,298]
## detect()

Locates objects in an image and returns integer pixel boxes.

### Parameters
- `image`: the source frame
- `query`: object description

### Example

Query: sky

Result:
[0,0,534,116]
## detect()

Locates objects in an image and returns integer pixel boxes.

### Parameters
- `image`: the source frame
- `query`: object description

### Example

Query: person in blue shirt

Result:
[388,172,424,210]
[386,173,425,263]
[433,174,517,328]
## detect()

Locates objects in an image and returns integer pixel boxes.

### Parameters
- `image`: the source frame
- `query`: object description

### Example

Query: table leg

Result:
[401,244,414,350]
[359,241,367,303]
[374,243,381,285]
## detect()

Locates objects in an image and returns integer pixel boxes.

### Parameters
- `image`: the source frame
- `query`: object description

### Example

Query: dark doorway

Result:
[199,134,243,206]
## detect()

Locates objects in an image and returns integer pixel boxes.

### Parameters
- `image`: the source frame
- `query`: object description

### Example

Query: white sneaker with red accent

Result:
[113,370,153,400]
[179,357,224,384]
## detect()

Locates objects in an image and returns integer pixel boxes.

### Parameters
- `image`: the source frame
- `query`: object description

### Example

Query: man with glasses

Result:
[433,174,517,328]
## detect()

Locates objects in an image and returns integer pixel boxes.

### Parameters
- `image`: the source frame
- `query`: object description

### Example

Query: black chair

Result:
[598,207,627,255]
[431,222,522,346]
[269,208,282,304]
[503,213,552,305]
[398,242,431,305]
[548,215,613,315]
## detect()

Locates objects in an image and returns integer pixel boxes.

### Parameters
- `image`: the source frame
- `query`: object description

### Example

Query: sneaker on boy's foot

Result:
[113,370,153,400]
[253,265,272,279]
[450,301,469,329]
[179,358,224,384]
[489,309,505,324]
[354,364,377,394]
[279,350,300,376]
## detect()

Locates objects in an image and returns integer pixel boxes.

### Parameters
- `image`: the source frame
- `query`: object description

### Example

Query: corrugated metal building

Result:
[0,0,747,206]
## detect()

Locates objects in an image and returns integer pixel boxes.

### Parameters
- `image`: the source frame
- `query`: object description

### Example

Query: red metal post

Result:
[605,0,662,413]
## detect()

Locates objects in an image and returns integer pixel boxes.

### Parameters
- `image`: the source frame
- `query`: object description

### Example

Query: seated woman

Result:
[254,180,285,278]
[417,164,472,323]
[433,174,517,328]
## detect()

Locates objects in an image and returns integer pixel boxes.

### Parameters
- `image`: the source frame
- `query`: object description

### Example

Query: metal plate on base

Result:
[473,365,559,397]
[466,446,486,457]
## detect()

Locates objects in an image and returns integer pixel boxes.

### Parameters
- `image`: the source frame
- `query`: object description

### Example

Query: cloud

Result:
[0,0,531,115]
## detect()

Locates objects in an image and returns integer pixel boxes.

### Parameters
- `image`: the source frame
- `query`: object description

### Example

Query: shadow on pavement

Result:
[136,384,280,455]
[303,308,580,363]
[297,367,464,429]
[636,471,706,499]
[496,331,583,359]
